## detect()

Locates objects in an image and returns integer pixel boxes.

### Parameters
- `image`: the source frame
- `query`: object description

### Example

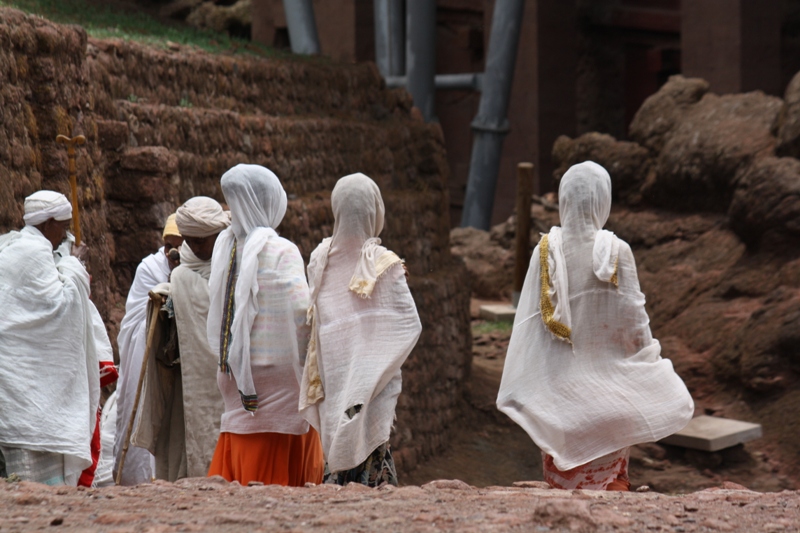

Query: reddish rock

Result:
[120,146,178,174]
[776,70,800,158]
[728,156,800,246]
[629,75,710,153]
[96,119,129,151]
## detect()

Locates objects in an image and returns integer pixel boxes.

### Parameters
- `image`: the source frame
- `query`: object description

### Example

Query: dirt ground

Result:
[3,476,799,532]
[404,299,797,495]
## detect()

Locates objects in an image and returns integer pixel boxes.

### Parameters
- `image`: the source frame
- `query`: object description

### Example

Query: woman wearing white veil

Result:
[299,173,421,487]
[497,161,694,491]
[206,164,323,486]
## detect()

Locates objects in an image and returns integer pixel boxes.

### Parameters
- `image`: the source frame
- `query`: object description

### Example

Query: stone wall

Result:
[0,8,472,474]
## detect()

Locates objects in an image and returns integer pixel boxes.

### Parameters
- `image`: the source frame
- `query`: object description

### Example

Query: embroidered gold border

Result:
[609,257,619,288]
[539,234,572,342]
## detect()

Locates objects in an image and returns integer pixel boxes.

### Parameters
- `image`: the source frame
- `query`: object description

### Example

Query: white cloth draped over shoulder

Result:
[299,173,421,473]
[497,161,694,471]
[0,226,99,482]
[207,164,310,434]
[114,248,170,485]
[170,241,225,476]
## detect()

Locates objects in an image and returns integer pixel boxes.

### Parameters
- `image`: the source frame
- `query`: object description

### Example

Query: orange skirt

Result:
[208,428,324,486]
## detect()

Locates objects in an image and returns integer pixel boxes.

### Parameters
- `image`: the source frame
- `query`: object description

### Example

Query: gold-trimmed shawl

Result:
[539,234,572,343]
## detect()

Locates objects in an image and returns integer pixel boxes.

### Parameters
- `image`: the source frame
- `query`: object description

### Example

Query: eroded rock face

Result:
[629,75,710,153]
[728,157,800,246]
[777,70,800,158]
[650,91,782,211]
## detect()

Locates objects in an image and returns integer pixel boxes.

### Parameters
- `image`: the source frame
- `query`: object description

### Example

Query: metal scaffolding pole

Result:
[385,73,484,91]
[374,0,405,77]
[283,0,321,55]
[460,0,526,229]
[405,1,437,122]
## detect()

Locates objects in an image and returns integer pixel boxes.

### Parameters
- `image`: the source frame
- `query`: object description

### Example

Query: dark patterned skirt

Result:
[323,442,398,487]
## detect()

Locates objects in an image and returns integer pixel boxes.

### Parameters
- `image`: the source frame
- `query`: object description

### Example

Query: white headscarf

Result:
[207,164,288,411]
[306,173,386,309]
[23,190,72,226]
[299,173,421,472]
[497,160,694,470]
[543,162,620,343]
[175,196,230,238]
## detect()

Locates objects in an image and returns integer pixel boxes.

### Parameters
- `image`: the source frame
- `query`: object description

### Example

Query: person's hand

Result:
[71,243,88,262]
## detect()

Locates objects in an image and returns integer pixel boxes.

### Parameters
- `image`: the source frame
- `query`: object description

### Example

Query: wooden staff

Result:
[115,291,164,485]
[55,134,86,246]
[513,163,534,307]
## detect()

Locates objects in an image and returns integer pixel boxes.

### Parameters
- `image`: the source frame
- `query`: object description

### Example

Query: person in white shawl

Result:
[114,214,183,485]
[299,173,422,487]
[131,197,229,480]
[0,191,100,485]
[496,161,694,491]
[206,164,323,486]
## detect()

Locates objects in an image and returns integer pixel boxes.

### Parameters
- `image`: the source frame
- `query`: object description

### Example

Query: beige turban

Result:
[162,213,181,239]
[175,197,230,238]
[23,190,72,226]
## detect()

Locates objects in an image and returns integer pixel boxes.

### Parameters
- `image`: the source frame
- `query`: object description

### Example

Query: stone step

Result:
[660,415,762,452]
[479,304,516,322]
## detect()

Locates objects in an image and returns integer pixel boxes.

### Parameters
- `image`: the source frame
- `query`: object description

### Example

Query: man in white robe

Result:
[0,191,100,485]
[130,198,228,480]
[114,214,183,485]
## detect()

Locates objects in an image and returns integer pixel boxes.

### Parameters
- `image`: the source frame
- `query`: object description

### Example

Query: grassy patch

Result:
[472,320,513,336]
[0,0,279,56]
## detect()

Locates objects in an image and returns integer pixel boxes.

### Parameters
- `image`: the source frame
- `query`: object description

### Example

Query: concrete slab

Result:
[479,304,516,322]
[660,415,762,452]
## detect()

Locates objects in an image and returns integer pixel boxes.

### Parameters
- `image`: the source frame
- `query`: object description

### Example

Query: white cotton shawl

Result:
[299,173,422,472]
[207,164,307,418]
[0,226,99,481]
[114,248,170,485]
[497,161,694,470]
[169,247,224,476]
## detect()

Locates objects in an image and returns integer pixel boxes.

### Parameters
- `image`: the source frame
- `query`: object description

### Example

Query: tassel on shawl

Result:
[303,305,325,405]
[348,250,403,298]
[539,234,572,343]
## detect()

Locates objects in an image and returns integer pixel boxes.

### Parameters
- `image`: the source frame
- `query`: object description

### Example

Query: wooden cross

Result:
[56,134,86,246]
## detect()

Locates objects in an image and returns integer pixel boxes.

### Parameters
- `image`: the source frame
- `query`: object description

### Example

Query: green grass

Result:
[472,320,514,336]
[0,0,279,56]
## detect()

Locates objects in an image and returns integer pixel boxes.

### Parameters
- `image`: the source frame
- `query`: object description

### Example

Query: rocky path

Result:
[3,477,799,532]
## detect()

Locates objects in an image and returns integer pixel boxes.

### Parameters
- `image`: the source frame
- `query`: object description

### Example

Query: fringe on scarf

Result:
[348,252,403,299]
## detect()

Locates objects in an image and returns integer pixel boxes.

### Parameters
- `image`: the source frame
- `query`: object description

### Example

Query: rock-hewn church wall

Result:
[0,8,471,474]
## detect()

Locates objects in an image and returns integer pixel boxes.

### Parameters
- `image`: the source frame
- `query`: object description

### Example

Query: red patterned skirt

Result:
[542,448,630,491]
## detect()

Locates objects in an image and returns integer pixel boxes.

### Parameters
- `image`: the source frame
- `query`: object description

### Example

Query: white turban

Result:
[175,196,230,238]
[23,190,72,226]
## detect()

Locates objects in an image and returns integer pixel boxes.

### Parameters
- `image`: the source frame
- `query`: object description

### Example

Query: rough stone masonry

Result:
[0,8,471,474]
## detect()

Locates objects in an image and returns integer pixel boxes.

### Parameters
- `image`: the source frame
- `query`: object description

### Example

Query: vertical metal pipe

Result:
[283,0,321,55]
[512,162,533,307]
[405,0,437,121]
[374,0,405,77]
[460,0,526,229]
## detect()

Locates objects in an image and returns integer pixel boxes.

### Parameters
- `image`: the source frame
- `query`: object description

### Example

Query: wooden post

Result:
[55,134,86,246]
[513,163,534,307]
